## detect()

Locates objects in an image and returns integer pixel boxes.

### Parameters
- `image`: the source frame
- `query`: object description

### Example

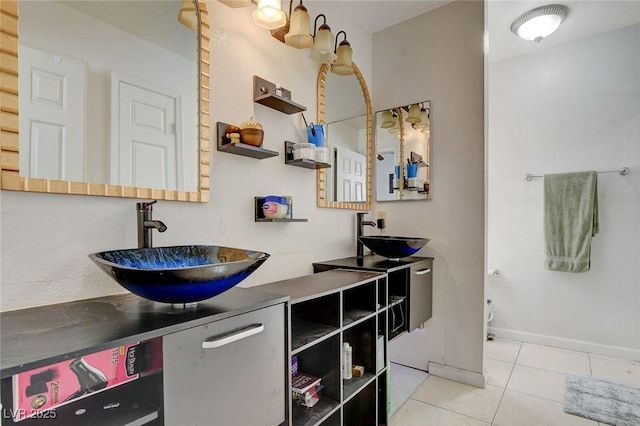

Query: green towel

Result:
[544,171,598,272]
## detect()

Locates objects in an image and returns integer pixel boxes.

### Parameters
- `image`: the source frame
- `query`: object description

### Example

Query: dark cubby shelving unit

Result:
[254,197,308,223]
[217,122,278,159]
[284,141,331,169]
[258,271,389,426]
[253,76,306,115]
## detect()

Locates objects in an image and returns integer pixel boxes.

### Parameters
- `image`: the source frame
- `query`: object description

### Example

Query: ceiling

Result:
[338,0,640,62]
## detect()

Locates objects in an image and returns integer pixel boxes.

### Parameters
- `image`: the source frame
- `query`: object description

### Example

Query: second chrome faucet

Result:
[137,200,167,248]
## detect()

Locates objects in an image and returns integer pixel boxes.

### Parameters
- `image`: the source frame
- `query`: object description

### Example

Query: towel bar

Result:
[524,167,629,181]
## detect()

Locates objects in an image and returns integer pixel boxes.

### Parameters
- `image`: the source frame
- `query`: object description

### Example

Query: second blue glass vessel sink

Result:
[89,245,269,304]
[358,236,430,260]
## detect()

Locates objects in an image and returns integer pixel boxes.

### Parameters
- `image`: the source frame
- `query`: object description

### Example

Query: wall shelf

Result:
[254,197,308,223]
[253,76,306,115]
[217,122,278,159]
[284,142,331,169]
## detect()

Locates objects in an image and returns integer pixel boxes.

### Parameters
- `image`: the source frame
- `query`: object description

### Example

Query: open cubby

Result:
[343,380,377,426]
[318,410,341,426]
[291,293,340,353]
[387,269,409,340]
[343,281,376,328]
[343,317,376,402]
[293,336,341,426]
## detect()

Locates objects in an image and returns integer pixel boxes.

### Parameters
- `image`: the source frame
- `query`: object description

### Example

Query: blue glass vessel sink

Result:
[89,245,269,304]
[358,236,430,260]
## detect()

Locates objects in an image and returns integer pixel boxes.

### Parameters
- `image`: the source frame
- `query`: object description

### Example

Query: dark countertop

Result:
[258,269,383,304]
[313,255,433,272]
[0,287,288,378]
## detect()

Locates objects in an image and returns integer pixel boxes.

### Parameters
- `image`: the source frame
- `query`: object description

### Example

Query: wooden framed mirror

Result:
[316,62,372,210]
[0,0,210,202]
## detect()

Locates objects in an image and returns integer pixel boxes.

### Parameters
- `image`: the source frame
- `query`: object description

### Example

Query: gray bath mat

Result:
[564,373,640,426]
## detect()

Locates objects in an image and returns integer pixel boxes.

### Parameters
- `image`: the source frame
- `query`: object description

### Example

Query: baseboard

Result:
[489,326,640,361]
[428,362,487,388]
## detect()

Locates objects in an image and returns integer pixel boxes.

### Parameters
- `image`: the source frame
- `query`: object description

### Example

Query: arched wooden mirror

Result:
[316,62,372,210]
[0,0,210,202]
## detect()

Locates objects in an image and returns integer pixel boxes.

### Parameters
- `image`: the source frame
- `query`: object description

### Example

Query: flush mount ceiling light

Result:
[510,4,568,43]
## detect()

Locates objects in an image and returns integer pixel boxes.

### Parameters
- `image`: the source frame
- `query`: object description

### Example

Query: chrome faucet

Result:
[356,212,377,258]
[137,200,167,248]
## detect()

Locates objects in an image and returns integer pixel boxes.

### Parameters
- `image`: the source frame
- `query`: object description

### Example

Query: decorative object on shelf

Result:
[217,122,278,159]
[253,75,306,114]
[284,142,330,169]
[292,372,323,408]
[331,31,354,75]
[510,4,569,43]
[293,143,315,160]
[254,197,307,222]
[263,195,289,219]
[239,116,264,147]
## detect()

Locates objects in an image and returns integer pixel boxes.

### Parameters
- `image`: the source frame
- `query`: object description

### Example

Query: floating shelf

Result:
[284,141,331,169]
[217,122,279,159]
[253,76,306,115]
[254,197,308,222]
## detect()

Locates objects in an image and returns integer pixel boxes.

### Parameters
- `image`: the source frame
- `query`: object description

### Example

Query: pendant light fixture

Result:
[510,4,568,43]
[310,14,336,64]
[405,104,422,124]
[284,1,313,49]
[177,0,198,31]
[217,0,250,8]
[415,105,430,130]
[379,110,395,129]
[253,0,287,30]
[331,31,354,76]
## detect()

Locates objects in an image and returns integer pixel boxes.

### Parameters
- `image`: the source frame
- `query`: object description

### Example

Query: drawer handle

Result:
[202,323,264,349]
[415,268,431,275]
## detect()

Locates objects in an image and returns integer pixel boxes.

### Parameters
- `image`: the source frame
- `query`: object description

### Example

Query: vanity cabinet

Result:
[313,256,434,341]
[0,288,288,426]
[163,304,285,425]
[259,270,390,426]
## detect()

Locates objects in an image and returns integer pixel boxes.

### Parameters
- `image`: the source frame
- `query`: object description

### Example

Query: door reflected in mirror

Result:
[375,102,431,201]
[18,0,199,192]
[317,63,372,210]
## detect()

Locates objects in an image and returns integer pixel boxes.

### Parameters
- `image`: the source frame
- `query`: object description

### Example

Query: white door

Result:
[335,146,367,202]
[376,150,397,201]
[19,44,86,181]
[112,73,182,190]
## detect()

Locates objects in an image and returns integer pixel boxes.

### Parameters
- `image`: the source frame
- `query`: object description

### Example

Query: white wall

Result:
[0,0,373,312]
[487,24,640,360]
[372,1,486,386]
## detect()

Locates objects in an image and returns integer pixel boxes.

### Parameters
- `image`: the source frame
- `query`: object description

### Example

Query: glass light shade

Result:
[380,111,395,129]
[177,0,197,31]
[405,104,421,124]
[284,5,313,49]
[510,4,568,42]
[331,43,353,75]
[253,0,287,30]
[314,27,333,53]
[217,0,250,8]
[415,109,430,129]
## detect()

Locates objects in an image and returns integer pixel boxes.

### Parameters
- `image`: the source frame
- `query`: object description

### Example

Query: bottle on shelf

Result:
[343,342,353,380]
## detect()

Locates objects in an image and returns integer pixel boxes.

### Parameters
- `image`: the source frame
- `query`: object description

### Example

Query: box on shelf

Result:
[291,372,322,408]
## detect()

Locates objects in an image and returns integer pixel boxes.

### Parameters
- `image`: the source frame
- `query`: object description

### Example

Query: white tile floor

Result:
[390,338,640,426]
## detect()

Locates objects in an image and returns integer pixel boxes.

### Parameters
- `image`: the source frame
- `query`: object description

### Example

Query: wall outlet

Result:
[377,211,387,222]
